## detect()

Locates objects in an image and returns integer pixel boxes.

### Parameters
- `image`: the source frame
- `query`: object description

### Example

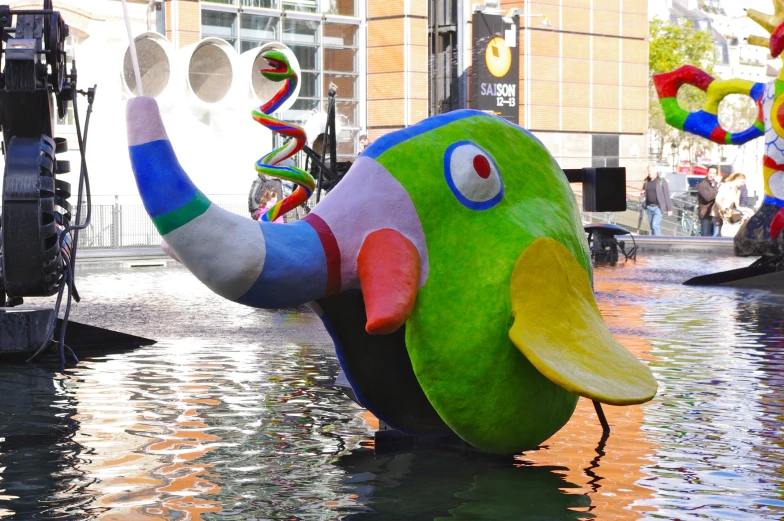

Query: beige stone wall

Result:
[498,0,649,186]
[366,1,428,142]
[165,0,201,48]
[502,0,648,135]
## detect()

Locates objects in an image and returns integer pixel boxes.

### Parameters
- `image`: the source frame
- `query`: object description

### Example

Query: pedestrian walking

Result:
[697,165,720,237]
[640,164,673,236]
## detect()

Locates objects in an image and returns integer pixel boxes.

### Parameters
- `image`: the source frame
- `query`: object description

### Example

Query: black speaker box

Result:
[581,167,627,212]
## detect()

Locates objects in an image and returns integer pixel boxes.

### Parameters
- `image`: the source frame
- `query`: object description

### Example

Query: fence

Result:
[75,199,314,250]
[577,185,704,237]
[73,188,705,251]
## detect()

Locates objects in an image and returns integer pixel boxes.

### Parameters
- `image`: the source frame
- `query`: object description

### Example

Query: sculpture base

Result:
[0,308,54,354]
[734,203,783,258]
[683,257,784,291]
[0,308,155,359]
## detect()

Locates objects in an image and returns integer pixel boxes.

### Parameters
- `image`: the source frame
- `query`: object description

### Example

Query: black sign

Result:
[471,13,519,124]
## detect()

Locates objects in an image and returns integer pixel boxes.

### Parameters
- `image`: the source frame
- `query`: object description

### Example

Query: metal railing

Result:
[71,188,707,251]
[74,198,315,250]
[576,186,703,237]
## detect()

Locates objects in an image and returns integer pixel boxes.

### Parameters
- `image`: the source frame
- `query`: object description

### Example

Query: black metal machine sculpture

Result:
[0,1,151,363]
[564,167,636,266]
[0,0,75,301]
[303,83,351,201]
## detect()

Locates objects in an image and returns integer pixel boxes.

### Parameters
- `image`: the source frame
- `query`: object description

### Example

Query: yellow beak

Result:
[508,238,657,405]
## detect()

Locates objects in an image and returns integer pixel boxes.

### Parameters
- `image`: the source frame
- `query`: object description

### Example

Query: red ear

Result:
[357,229,420,335]
[771,207,784,240]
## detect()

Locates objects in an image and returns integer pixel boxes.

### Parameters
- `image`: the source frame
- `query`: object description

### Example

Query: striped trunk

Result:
[126,97,329,308]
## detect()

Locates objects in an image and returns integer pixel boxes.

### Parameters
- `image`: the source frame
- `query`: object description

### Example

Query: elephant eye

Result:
[444,141,504,210]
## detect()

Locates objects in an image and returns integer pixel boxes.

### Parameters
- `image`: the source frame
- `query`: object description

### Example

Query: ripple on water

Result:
[0,256,782,520]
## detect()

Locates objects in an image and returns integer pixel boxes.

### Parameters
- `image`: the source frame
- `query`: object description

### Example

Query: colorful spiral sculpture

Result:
[252,49,315,223]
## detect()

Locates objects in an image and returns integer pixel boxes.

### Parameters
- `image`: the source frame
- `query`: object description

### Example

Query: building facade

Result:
[176,0,649,180]
[0,0,650,199]
[196,0,365,160]
[502,0,649,178]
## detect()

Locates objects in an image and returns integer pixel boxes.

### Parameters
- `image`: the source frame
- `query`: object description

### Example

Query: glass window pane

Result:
[324,74,356,100]
[337,129,358,157]
[336,101,357,127]
[241,13,278,41]
[287,44,319,70]
[324,47,356,73]
[325,0,356,17]
[202,10,237,39]
[324,23,357,47]
[242,0,278,7]
[283,18,320,45]
[241,40,263,54]
[299,71,321,98]
[204,0,237,5]
[283,98,320,123]
[282,0,318,12]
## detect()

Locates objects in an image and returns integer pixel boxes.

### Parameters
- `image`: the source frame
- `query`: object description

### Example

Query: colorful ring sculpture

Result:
[654,0,784,250]
[653,65,765,146]
[251,50,315,223]
[126,93,657,452]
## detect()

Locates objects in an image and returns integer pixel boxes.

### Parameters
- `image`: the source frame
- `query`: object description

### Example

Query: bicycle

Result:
[679,208,701,236]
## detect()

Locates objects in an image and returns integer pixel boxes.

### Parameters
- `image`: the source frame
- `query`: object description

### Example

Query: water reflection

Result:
[0,369,87,519]
[336,449,592,520]
[0,258,782,519]
[595,256,784,520]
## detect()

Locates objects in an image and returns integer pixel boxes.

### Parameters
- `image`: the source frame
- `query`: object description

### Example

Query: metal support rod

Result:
[328,85,337,172]
[301,145,338,183]
[315,86,337,204]
[593,400,610,435]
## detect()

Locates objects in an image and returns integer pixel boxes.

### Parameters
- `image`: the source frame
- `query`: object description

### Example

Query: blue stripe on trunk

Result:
[129,139,200,218]
[236,220,328,308]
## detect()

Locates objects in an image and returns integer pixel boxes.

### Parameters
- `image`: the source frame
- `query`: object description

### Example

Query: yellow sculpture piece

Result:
[508,238,657,406]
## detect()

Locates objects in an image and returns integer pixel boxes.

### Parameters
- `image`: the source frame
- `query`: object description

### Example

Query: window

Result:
[322,22,359,159]
[240,13,277,52]
[282,0,318,13]
[201,6,362,159]
[202,9,237,48]
[243,0,278,7]
[592,135,620,168]
[283,18,320,45]
[325,0,356,17]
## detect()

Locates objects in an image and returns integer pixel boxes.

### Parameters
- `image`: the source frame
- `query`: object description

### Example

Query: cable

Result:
[26,65,95,367]
[55,75,94,369]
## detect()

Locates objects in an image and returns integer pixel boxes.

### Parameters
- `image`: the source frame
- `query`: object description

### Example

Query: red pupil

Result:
[473,155,491,179]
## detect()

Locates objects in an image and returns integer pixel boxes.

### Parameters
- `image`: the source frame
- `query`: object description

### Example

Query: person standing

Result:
[739,182,749,208]
[254,189,285,223]
[714,173,754,237]
[358,134,371,153]
[697,165,720,237]
[640,164,673,236]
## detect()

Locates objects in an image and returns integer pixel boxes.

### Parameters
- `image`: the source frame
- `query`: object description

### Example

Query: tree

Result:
[649,18,716,164]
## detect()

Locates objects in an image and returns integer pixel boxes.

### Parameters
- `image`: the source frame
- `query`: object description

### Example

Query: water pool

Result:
[0,253,782,520]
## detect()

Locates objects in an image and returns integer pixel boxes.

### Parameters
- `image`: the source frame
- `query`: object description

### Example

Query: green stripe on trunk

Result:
[152,192,211,236]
